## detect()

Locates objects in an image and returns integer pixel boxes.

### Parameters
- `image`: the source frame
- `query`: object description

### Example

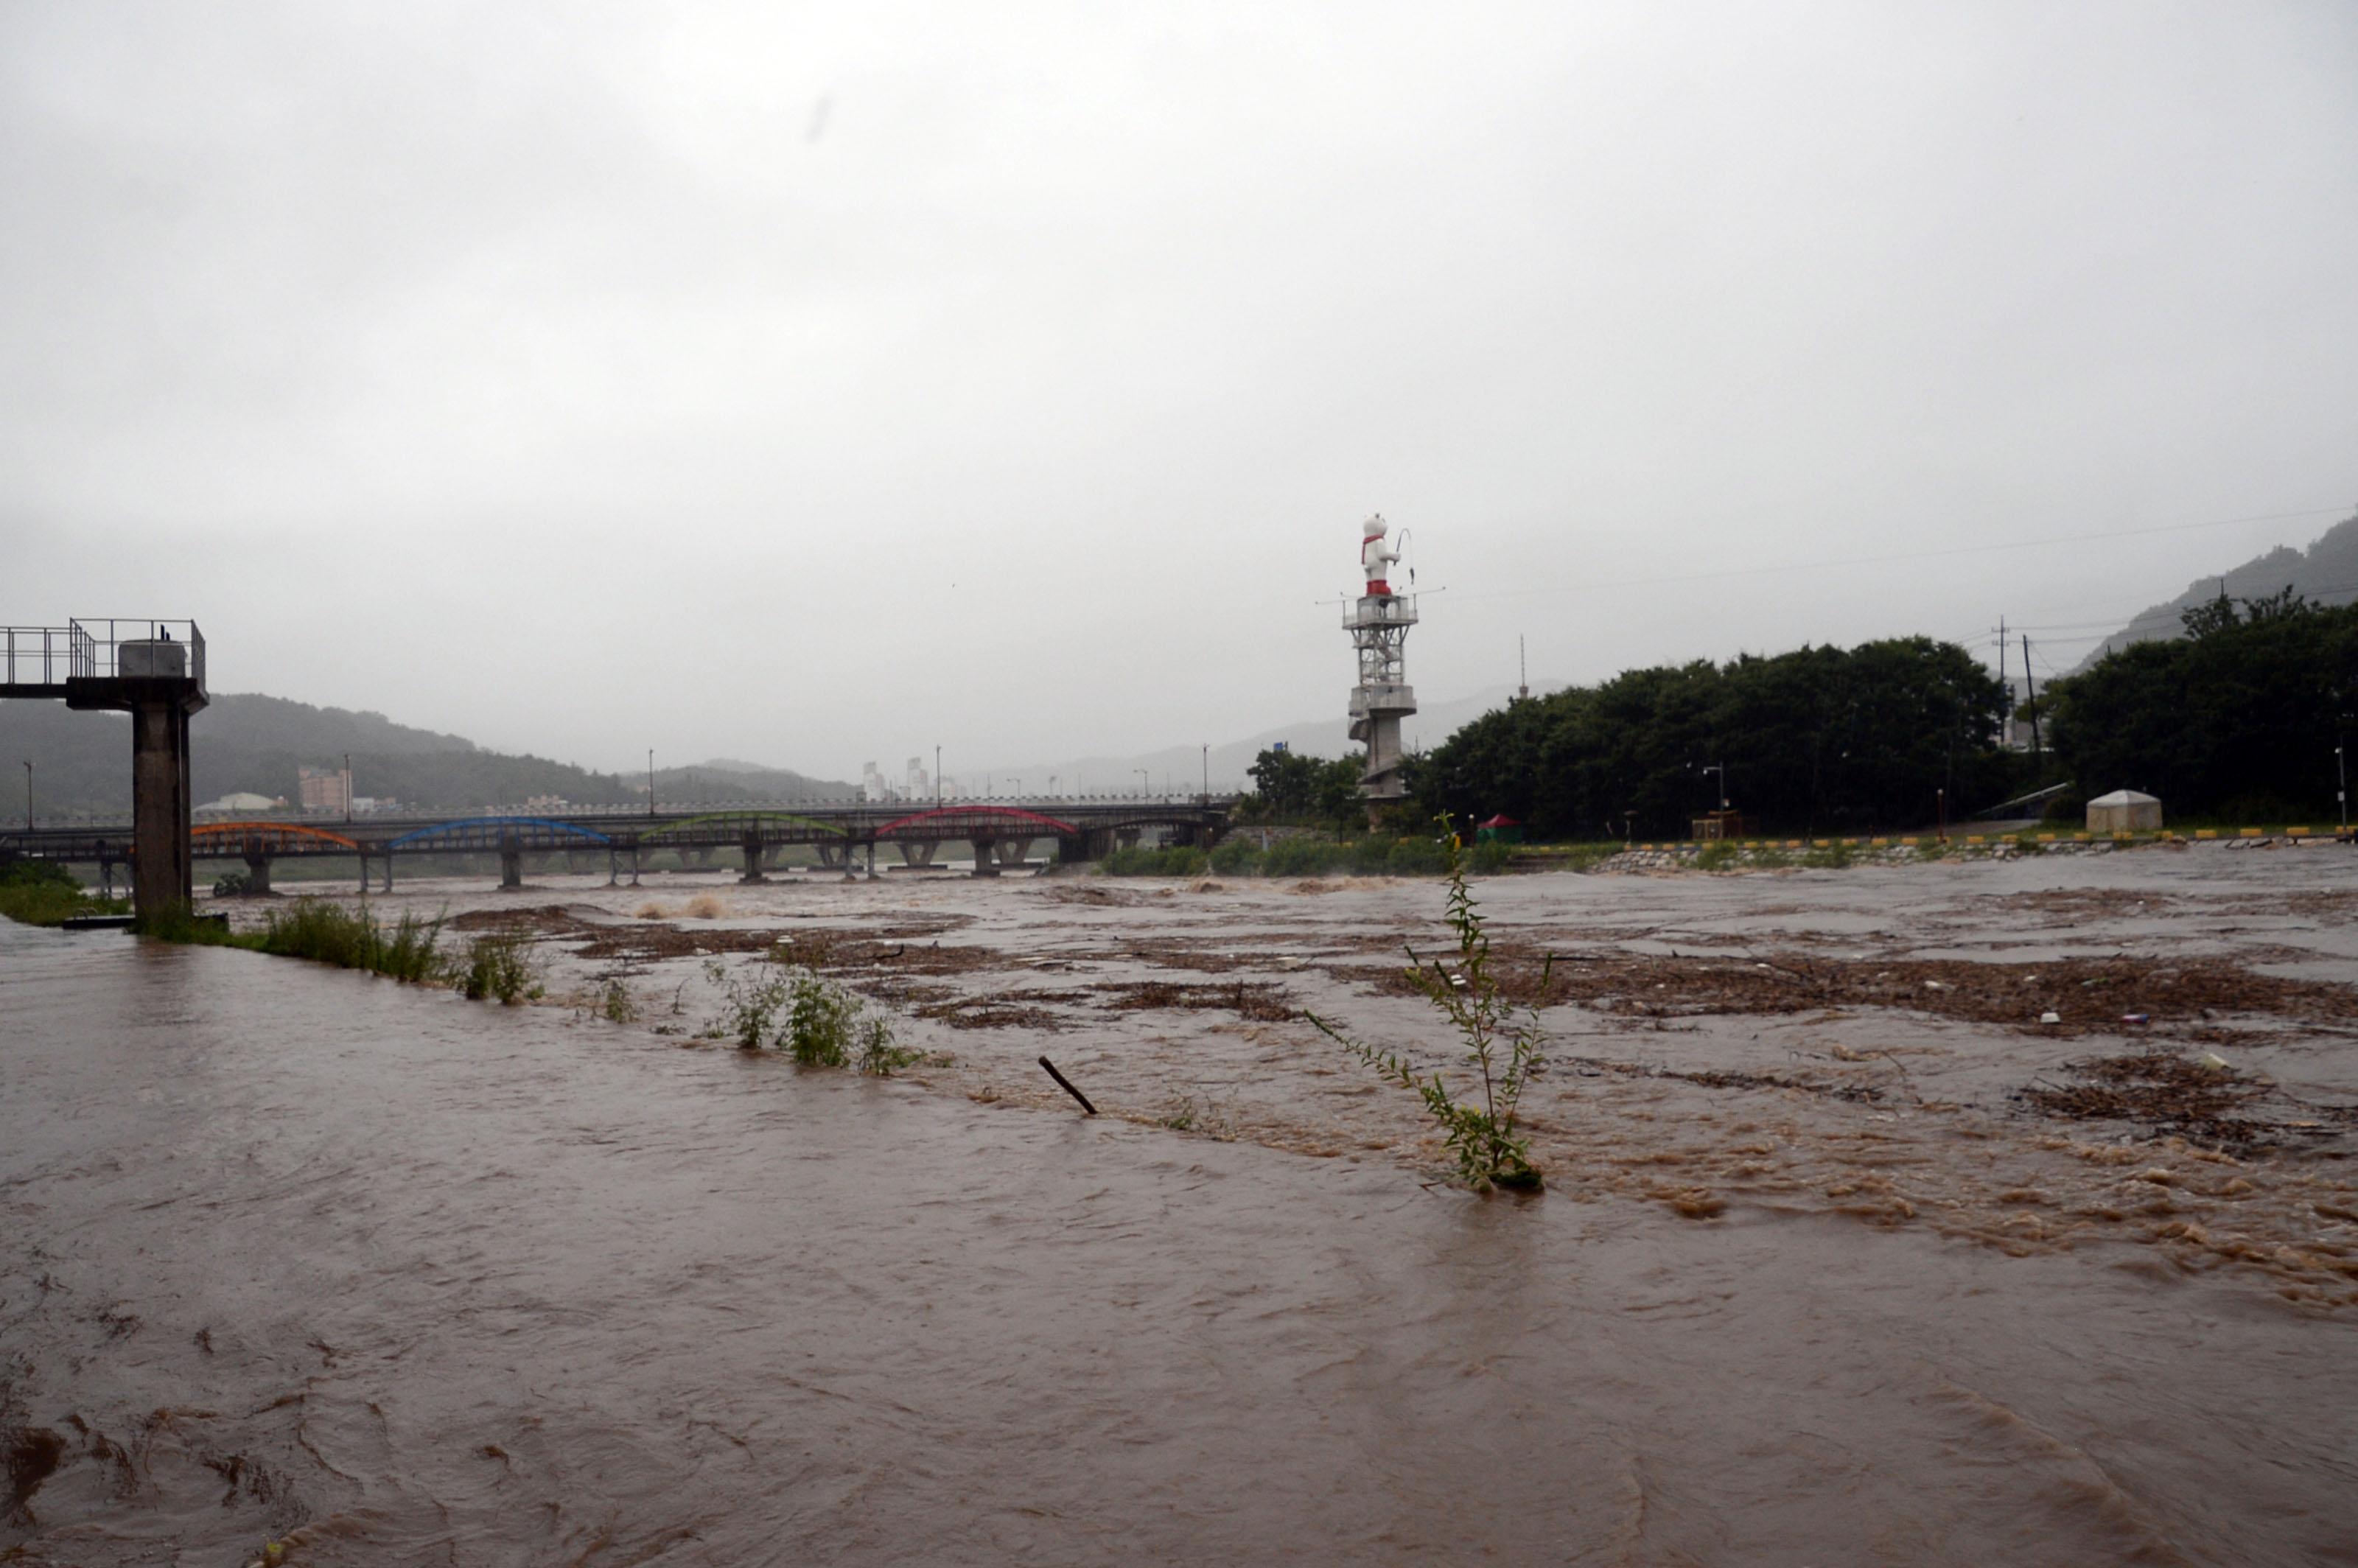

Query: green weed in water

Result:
[1309,824,1551,1192]
[458,932,541,1003]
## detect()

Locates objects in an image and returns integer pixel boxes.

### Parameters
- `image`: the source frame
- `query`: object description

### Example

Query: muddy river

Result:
[4,846,2356,1563]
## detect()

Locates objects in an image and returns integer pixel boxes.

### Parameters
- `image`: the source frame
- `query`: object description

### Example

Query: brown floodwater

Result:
[4,909,2356,1564]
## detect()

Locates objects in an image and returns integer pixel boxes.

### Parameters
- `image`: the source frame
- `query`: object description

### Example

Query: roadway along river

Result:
[3,917,2352,1564]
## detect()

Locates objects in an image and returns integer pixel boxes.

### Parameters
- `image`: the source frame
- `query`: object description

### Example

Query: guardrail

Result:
[0,619,205,691]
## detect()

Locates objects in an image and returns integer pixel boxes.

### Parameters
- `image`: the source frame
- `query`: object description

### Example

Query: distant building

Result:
[525,794,570,811]
[197,791,283,816]
[862,761,892,802]
[298,765,351,815]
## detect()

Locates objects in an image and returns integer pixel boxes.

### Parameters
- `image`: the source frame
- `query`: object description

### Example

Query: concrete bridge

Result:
[6,616,1235,911]
[2,798,1237,894]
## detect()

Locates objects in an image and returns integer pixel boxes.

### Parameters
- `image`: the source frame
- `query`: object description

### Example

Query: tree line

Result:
[2040,589,2354,822]
[1231,592,2354,841]
[1408,638,2010,839]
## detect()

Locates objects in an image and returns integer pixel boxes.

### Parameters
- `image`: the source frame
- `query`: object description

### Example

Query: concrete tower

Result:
[1344,514,1417,818]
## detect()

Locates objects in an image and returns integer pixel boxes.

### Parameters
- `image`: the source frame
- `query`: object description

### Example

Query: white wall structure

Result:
[1345,515,1418,813]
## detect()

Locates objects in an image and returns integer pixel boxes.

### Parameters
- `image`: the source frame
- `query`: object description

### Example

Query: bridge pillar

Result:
[241,851,273,896]
[968,836,1000,877]
[996,837,1031,867]
[816,843,846,870]
[500,838,524,889]
[1057,834,1089,864]
[738,833,768,884]
[898,841,937,868]
[128,699,196,921]
[381,851,394,893]
[1116,827,1141,851]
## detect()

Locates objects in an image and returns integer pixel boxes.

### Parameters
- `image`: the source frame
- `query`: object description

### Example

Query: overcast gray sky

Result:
[6,1,2355,781]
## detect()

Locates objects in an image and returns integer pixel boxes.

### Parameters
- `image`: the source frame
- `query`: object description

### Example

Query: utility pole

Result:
[22,760,29,831]
[2339,743,2348,833]
[1517,635,1528,702]
[935,746,942,805]
[1202,744,1209,804]
[1995,616,2009,748]
[343,751,351,824]
[2021,634,2042,763]
[647,749,655,817]
[1135,768,1150,797]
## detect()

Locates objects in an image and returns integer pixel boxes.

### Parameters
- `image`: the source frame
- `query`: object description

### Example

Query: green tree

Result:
[1416,637,2008,839]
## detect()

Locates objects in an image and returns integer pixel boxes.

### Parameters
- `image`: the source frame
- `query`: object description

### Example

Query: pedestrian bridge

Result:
[3,797,1236,892]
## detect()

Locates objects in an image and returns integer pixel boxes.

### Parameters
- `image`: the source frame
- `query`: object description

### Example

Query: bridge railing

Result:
[1,626,72,689]
[67,619,206,687]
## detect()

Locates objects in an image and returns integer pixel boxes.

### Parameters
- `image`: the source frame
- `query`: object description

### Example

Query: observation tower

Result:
[1344,515,1416,819]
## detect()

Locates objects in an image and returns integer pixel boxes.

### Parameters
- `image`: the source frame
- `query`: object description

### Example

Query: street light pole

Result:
[343,751,351,824]
[1135,768,1150,797]
[2339,743,2348,832]
[1202,744,1208,804]
[22,760,30,832]
[936,746,942,806]
[647,749,655,818]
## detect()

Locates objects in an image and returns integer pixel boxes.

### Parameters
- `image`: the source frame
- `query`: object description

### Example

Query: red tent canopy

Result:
[1475,814,1522,829]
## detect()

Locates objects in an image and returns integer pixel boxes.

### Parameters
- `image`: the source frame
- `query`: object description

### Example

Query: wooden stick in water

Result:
[1037,1055,1097,1115]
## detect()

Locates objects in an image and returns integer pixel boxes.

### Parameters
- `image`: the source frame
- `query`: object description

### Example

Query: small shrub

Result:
[1347,838,1394,875]
[460,933,542,1003]
[1464,840,1511,875]
[254,899,446,981]
[1262,837,1343,878]
[1695,841,1740,872]
[1102,845,1210,877]
[1387,836,1448,876]
[374,911,446,981]
[705,959,789,1048]
[598,977,640,1023]
[774,966,914,1072]
[1801,841,1853,869]
[1208,838,1263,876]
[211,870,254,897]
[0,861,127,927]
[1752,847,1795,869]
[133,900,248,945]
[1914,839,1951,861]
[1310,823,1551,1192]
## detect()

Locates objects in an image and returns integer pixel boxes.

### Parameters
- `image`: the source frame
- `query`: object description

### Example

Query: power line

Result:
[1451,503,2351,604]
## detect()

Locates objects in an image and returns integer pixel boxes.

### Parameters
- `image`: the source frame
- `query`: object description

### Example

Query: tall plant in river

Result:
[1309,824,1553,1192]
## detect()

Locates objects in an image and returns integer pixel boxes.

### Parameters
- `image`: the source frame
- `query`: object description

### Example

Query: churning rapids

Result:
[4,862,2357,1564]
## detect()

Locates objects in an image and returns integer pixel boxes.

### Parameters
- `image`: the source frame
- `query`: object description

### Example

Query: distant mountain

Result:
[0,693,854,819]
[976,686,1526,798]
[656,758,859,805]
[2070,508,2358,673]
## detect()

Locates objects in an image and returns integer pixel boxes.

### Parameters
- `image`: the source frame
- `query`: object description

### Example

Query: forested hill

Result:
[2071,508,2358,671]
[0,693,852,816]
